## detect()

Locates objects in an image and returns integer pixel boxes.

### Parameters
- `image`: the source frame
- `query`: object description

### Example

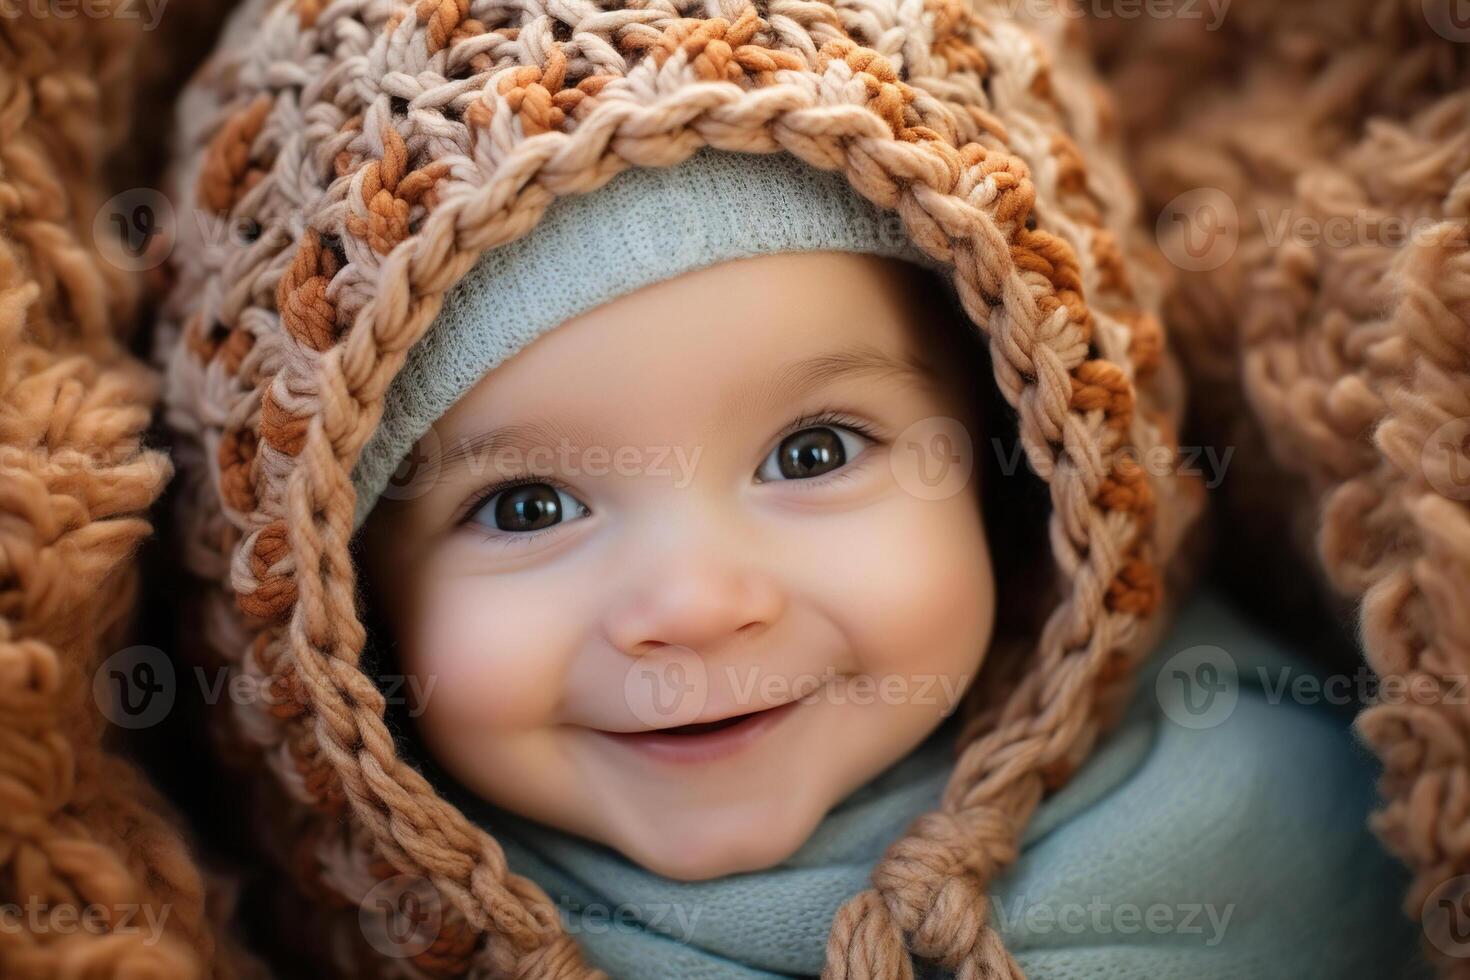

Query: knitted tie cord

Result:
[1094,0,1470,972]
[159,0,1201,975]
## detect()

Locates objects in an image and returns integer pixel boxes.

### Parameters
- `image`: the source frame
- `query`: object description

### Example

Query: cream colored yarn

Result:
[1094,0,1470,972]
[159,0,1201,975]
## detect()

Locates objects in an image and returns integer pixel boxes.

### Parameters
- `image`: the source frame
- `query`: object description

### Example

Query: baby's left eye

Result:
[756,425,869,482]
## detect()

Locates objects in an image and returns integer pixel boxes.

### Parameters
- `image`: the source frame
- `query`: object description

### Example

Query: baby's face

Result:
[363,252,994,880]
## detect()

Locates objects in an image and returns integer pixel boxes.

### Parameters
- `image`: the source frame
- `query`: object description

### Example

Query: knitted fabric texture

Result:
[158,0,1202,975]
[1093,2,1470,971]
[356,148,932,524]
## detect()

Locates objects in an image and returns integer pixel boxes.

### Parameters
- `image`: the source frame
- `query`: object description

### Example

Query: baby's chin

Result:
[605,793,832,881]
[567,702,904,880]
[542,701,956,880]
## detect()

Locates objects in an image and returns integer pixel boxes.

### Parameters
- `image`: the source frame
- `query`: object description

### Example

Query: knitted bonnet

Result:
[353,147,938,526]
[158,0,1201,975]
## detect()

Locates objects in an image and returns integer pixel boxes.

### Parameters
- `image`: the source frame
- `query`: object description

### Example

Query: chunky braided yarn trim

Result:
[1097,1,1470,971]
[160,0,1199,975]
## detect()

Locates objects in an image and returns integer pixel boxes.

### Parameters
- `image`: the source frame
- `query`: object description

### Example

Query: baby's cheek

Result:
[406,575,579,732]
[831,494,993,693]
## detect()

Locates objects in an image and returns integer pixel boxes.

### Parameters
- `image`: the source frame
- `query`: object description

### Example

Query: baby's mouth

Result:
[657,712,762,736]
[597,701,799,763]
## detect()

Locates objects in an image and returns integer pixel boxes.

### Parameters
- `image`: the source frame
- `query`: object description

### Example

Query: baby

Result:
[360,241,997,884]
[160,0,1420,976]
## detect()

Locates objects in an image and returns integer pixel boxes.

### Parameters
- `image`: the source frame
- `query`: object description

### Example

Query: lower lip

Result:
[597,701,800,764]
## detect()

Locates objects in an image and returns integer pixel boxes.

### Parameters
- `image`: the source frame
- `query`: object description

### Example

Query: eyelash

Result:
[777,408,883,445]
[457,475,578,547]
[471,523,563,549]
[757,408,885,489]
[455,407,887,536]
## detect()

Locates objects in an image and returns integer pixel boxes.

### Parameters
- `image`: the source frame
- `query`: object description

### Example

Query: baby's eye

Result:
[756,425,869,482]
[470,482,589,533]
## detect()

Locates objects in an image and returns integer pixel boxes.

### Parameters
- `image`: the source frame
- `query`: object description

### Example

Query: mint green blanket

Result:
[478,592,1425,979]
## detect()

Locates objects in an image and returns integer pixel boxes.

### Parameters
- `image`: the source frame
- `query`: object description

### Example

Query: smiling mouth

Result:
[657,711,765,736]
[597,701,799,763]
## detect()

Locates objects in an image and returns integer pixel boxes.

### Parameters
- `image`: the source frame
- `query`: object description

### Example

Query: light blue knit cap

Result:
[352,148,936,527]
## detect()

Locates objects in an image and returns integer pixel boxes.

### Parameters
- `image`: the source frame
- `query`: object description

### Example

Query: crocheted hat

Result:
[159,0,1202,974]
[353,147,938,526]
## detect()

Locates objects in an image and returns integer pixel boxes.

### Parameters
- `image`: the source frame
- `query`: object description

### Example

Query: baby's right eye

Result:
[468,481,589,534]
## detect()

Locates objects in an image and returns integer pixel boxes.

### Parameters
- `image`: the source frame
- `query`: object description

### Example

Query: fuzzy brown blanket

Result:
[0,3,253,976]
[1094,1,1470,972]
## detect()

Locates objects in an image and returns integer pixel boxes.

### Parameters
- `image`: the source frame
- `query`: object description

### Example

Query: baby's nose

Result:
[603,561,786,658]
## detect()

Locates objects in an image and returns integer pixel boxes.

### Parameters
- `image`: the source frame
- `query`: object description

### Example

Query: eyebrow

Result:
[424,344,939,478]
[761,344,940,407]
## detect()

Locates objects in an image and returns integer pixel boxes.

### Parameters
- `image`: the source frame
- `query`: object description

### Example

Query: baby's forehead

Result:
[416,259,978,466]
[464,253,971,400]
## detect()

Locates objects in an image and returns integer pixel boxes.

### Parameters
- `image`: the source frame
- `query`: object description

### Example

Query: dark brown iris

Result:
[776,428,846,479]
[494,483,562,531]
